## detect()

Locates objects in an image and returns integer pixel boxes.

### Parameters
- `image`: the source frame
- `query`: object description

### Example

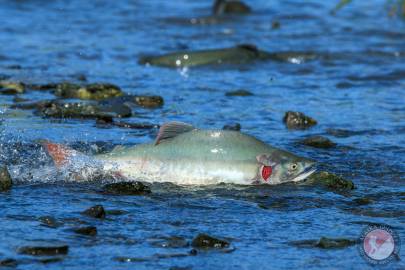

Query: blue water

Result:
[0,0,404,269]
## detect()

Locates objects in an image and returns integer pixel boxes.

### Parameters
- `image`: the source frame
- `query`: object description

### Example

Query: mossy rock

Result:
[283,111,317,130]
[55,83,123,100]
[134,95,164,108]
[213,0,251,15]
[308,171,355,190]
[0,80,25,94]
[225,89,253,96]
[191,234,230,249]
[299,136,336,148]
[0,166,12,191]
[316,237,356,249]
[82,205,106,219]
[103,181,151,195]
[39,101,131,119]
[18,245,69,256]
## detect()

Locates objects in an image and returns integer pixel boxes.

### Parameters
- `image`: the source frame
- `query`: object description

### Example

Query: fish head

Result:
[256,152,316,184]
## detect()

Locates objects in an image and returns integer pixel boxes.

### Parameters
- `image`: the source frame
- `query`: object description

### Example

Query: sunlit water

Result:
[0,0,404,269]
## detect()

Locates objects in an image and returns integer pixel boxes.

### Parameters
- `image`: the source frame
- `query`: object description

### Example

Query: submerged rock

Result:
[139,44,270,68]
[82,205,106,219]
[38,216,61,228]
[223,123,241,131]
[225,89,253,96]
[191,234,230,249]
[100,95,164,109]
[316,237,356,249]
[0,166,12,191]
[54,83,123,100]
[0,258,18,267]
[95,118,158,130]
[150,236,189,248]
[103,182,151,195]
[38,100,132,119]
[18,245,69,256]
[299,136,336,148]
[283,111,317,130]
[134,95,164,108]
[213,0,251,15]
[266,51,317,64]
[352,197,373,205]
[73,226,97,236]
[0,80,25,95]
[291,237,356,249]
[308,171,355,190]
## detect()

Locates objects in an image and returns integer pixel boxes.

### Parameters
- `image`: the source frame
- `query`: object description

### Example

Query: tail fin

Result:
[42,142,79,167]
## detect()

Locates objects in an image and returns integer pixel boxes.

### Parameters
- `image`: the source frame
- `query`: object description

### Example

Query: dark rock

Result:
[213,0,251,15]
[0,80,25,95]
[38,100,132,119]
[96,119,158,130]
[170,266,193,270]
[38,216,61,228]
[39,257,63,264]
[223,123,241,131]
[191,233,230,249]
[283,111,317,130]
[267,52,318,63]
[133,96,164,108]
[12,96,30,103]
[99,95,164,109]
[189,249,198,255]
[73,226,97,236]
[316,237,356,249]
[11,100,53,110]
[103,182,151,195]
[0,258,18,267]
[114,256,149,263]
[291,237,356,249]
[105,209,128,216]
[150,236,188,248]
[27,83,58,91]
[308,171,355,190]
[225,89,253,96]
[271,21,281,29]
[18,245,69,256]
[139,44,270,68]
[352,197,373,205]
[299,136,336,148]
[82,205,106,219]
[0,166,12,191]
[54,82,123,100]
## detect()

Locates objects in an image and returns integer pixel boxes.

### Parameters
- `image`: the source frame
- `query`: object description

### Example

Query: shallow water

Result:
[0,0,404,269]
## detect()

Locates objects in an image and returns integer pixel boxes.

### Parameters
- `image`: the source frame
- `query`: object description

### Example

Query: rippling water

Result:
[0,0,404,269]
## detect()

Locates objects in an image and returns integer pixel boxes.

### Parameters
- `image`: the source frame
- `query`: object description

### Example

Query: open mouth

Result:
[291,166,317,182]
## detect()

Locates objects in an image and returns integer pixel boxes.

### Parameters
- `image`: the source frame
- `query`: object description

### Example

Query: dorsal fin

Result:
[155,121,195,145]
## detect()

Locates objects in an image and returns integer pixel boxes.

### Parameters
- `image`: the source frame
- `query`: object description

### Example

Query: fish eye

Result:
[289,163,298,171]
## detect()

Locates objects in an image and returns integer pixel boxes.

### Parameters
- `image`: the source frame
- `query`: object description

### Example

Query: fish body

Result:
[45,122,316,185]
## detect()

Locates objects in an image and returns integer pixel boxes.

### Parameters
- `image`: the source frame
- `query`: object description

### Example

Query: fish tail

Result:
[42,141,79,168]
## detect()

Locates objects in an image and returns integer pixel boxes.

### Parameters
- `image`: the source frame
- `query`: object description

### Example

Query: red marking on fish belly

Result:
[261,166,272,181]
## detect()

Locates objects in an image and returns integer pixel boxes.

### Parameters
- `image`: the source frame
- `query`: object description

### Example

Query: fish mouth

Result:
[291,166,317,182]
